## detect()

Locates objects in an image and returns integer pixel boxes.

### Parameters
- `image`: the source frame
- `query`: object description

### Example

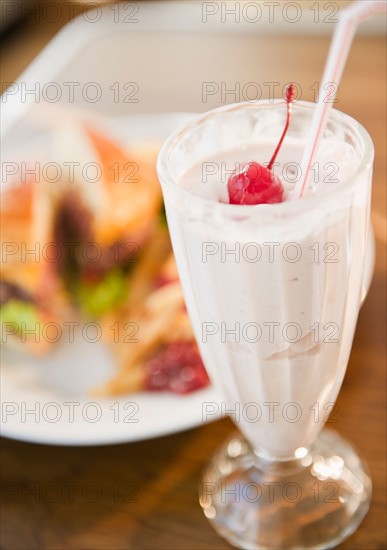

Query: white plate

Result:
[0,337,222,446]
[1,112,222,446]
[0,112,375,446]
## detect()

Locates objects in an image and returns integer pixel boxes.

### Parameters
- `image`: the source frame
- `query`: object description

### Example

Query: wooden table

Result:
[1,3,386,549]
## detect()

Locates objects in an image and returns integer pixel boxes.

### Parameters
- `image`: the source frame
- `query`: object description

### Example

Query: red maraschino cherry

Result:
[227,84,295,205]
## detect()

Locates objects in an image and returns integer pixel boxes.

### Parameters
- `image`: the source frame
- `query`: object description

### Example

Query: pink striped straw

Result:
[294,0,387,199]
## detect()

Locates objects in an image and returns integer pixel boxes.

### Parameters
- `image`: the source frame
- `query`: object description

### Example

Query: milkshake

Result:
[160,101,371,458]
[157,100,373,549]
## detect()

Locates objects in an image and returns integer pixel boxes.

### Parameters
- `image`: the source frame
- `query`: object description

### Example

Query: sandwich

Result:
[1,120,209,394]
[48,123,166,319]
[1,176,73,354]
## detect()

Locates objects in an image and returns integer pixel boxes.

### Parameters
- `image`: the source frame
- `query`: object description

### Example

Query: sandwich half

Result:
[1,176,73,354]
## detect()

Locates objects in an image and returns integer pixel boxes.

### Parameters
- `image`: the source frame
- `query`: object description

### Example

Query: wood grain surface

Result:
[1,2,386,549]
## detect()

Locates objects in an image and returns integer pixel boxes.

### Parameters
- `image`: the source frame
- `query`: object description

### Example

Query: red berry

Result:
[144,341,210,394]
[227,84,295,206]
[228,162,284,205]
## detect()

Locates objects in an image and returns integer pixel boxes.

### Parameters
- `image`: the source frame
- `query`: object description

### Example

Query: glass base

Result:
[199,429,371,549]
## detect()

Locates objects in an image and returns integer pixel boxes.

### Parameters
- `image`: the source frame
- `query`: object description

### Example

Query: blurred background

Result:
[1,2,386,549]
[2,0,386,241]
[1,0,386,95]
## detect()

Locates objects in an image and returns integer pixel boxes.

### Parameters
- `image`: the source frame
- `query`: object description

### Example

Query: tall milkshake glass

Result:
[157,101,373,549]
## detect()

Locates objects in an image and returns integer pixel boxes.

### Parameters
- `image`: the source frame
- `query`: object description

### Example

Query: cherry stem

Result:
[267,84,295,171]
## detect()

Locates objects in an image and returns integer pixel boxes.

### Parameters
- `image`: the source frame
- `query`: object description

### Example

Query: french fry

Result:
[164,310,194,342]
[93,361,146,396]
[144,280,184,314]
[98,227,172,341]
[114,282,184,365]
[127,229,172,315]
[95,281,186,394]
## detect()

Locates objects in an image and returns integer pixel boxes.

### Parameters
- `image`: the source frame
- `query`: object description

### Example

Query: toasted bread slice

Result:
[84,127,162,245]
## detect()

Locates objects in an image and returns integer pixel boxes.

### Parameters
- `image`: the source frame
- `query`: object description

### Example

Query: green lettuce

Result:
[1,300,40,335]
[77,269,129,318]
